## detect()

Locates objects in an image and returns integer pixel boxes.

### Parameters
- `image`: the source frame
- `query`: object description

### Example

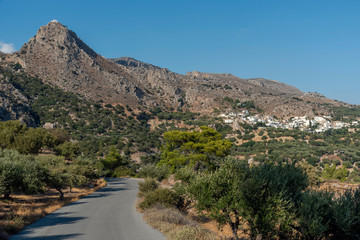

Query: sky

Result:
[0,0,359,104]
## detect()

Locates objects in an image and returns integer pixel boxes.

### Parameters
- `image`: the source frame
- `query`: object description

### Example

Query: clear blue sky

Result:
[1,0,359,104]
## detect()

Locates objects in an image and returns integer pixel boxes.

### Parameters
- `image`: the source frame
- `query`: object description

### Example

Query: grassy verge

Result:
[136,178,219,240]
[0,178,106,237]
[141,204,218,240]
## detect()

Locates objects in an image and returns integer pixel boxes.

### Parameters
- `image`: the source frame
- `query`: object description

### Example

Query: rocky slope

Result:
[6,21,152,106]
[3,21,346,118]
[0,67,36,126]
[113,58,341,117]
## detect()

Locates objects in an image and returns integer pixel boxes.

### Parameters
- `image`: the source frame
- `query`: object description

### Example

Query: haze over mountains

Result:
[1,21,350,121]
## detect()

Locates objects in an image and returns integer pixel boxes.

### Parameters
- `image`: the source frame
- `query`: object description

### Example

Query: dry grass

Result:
[142,204,218,240]
[0,178,106,236]
[137,179,250,240]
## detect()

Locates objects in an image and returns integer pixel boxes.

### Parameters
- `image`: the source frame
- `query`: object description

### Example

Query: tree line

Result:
[0,149,99,199]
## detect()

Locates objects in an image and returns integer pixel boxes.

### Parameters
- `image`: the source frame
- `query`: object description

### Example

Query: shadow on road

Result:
[12,233,83,240]
[11,213,86,239]
[11,178,136,240]
[25,212,86,228]
[81,185,126,199]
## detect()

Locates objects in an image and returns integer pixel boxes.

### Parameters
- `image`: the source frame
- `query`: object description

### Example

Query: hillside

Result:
[0,66,36,126]
[2,21,348,117]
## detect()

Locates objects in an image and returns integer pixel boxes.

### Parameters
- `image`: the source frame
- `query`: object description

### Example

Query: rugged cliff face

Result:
[3,21,345,117]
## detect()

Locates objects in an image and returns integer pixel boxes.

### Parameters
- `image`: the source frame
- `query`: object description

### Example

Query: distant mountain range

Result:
[0,21,352,123]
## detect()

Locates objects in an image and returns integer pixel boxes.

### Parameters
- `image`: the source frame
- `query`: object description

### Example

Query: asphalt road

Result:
[11,178,166,240]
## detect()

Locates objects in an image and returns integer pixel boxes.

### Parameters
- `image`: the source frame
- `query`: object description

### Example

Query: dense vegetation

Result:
[0,148,99,199]
[2,65,360,238]
[231,126,360,184]
[1,67,164,159]
[139,128,360,240]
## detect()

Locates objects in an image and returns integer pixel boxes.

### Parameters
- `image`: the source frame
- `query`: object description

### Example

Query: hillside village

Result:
[220,110,359,133]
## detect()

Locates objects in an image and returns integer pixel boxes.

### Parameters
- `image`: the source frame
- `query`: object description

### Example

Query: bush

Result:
[112,166,135,177]
[54,142,80,160]
[137,164,170,181]
[146,204,192,225]
[297,190,334,239]
[138,178,159,196]
[343,161,352,169]
[331,188,360,238]
[139,188,181,209]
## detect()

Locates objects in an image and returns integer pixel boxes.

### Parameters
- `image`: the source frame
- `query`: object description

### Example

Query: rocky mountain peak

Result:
[23,20,98,58]
[5,22,144,105]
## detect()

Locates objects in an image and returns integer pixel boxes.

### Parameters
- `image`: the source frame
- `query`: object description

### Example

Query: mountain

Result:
[3,21,347,118]
[112,58,341,117]
[6,21,152,106]
[0,67,36,126]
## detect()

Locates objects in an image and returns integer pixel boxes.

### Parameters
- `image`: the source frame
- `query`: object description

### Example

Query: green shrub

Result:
[54,141,80,160]
[331,188,360,238]
[138,178,159,196]
[139,188,180,209]
[137,164,170,181]
[112,166,135,177]
[297,190,333,239]
[343,161,352,169]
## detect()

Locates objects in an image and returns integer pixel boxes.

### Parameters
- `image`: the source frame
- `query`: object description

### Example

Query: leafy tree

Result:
[102,146,124,169]
[322,164,349,182]
[186,158,248,240]
[331,188,360,239]
[322,164,336,180]
[67,161,90,192]
[298,161,320,186]
[0,120,27,149]
[159,126,232,170]
[0,121,55,154]
[297,190,334,240]
[334,166,349,182]
[240,163,308,239]
[54,141,80,160]
[13,128,51,154]
[0,149,46,199]
[37,155,71,199]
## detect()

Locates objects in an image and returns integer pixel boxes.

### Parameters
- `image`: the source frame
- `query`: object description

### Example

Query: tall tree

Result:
[159,126,232,170]
[186,158,248,240]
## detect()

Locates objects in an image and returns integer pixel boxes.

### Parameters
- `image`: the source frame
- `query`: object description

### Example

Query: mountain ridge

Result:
[2,21,348,118]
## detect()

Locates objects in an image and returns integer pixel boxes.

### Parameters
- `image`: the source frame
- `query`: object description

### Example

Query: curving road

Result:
[11,178,165,240]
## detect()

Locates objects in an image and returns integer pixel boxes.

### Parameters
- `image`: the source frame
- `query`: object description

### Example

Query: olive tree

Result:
[187,158,248,240]
[37,155,71,199]
[0,149,46,199]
